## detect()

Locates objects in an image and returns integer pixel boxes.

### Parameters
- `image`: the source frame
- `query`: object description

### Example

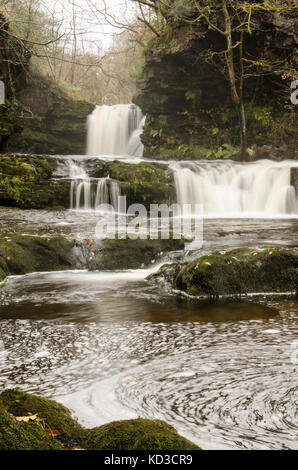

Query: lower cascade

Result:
[68,160,121,211]
[86,104,145,157]
[171,159,298,217]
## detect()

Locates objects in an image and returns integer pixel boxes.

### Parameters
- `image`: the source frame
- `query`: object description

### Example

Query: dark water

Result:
[0,270,279,322]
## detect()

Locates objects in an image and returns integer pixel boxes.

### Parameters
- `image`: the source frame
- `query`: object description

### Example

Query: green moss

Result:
[92,160,175,208]
[84,418,200,450]
[0,402,64,450]
[0,155,70,209]
[0,389,85,447]
[0,235,77,276]
[173,248,298,297]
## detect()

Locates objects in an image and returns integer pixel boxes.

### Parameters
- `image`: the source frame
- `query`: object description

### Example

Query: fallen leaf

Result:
[45,428,61,438]
[15,414,38,423]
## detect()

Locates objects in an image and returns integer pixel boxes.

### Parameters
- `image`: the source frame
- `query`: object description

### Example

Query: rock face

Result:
[0,389,200,450]
[5,73,93,155]
[291,168,298,195]
[0,14,92,155]
[148,248,298,297]
[134,10,297,160]
[0,13,30,149]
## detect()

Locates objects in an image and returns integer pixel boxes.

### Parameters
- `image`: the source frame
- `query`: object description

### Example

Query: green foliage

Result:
[185,90,196,101]
[178,144,189,156]
[215,143,239,159]
[150,128,163,138]
[251,106,273,126]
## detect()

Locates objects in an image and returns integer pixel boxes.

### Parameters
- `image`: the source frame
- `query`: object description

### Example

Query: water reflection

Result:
[0,270,279,322]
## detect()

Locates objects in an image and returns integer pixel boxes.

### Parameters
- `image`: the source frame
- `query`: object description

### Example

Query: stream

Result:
[0,206,297,449]
[0,107,298,449]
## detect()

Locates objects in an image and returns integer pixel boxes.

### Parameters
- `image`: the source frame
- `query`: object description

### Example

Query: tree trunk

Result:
[222,0,249,160]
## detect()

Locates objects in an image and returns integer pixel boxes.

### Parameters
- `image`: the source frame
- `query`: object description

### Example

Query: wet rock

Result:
[87,238,185,271]
[291,168,298,195]
[0,234,78,280]
[148,247,298,297]
[91,160,176,209]
[84,418,200,451]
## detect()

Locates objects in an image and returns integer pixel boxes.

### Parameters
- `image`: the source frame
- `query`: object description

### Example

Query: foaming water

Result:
[86,104,145,157]
[171,159,298,218]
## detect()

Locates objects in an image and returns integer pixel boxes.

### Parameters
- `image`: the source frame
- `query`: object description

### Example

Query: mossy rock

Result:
[88,238,184,271]
[92,160,175,208]
[0,402,64,450]
[0,389,84,447]
[0,235,77,277]
[84,418,200,450]
[173,248,298,297]
[0,154,70,209]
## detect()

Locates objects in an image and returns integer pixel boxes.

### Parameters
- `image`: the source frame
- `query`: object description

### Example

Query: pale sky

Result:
[40,0,139,52]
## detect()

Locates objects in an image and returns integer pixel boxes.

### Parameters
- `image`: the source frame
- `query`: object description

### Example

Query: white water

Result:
[171,159,298,218]
[68,160,121,211]
[86,104,145,157]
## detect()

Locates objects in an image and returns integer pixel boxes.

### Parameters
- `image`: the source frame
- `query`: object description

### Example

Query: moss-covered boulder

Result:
[87,237,184,271]
[92,160,175,209]
[0,154,70,209]
[0,389,84,447]
[0,234,78,280]
[84,418,200,451]
[149,247,298,297]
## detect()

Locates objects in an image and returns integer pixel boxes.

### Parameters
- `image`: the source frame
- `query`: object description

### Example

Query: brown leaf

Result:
[15,414,38,423]
[45,428,61,438]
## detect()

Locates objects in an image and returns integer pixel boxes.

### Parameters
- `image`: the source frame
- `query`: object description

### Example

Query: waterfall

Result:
[86,104,145,157]
[171,159,298,217]
[68,160,120,211]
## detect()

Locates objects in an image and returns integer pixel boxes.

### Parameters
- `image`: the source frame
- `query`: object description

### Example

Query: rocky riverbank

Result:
[0,232,184,283]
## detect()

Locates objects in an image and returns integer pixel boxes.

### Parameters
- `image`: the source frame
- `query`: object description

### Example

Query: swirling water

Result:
[0,268,297,450]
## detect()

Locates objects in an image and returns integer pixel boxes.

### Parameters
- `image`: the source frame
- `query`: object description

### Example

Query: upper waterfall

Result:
[86,104,145,157]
